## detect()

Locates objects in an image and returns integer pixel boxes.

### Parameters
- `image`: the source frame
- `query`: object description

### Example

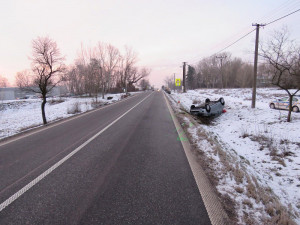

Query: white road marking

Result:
[0,93,141,147]
[0,92,153,212]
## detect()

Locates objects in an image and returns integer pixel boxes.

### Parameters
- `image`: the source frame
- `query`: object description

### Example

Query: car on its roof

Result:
[269,96,300,112]
[190,98,225,117]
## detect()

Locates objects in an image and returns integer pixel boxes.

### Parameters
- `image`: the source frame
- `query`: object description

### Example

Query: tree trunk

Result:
[287,94,292,122]
[102,84,105,99]
[41,96,47,125]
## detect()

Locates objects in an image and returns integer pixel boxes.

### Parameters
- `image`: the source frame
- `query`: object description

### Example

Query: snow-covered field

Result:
[168,88,300,224]
[0,92,138,140]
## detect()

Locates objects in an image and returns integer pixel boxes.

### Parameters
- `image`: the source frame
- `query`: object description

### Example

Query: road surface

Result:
[0,91,211,224]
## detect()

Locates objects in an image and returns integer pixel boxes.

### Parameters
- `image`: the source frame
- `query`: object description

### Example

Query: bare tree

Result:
[16,37,65,124]
[0,75,9,87]
[119,46,138,93]
[128,67,151,88]
[260,27,300,122]
[64,65,85,95]
[194,54,259,89]
[88,58,103,100]
[164,75,174,90]
[96,42,120,97]
[139,79,150,91]
[66,43,145,95]
[186,65,196,90]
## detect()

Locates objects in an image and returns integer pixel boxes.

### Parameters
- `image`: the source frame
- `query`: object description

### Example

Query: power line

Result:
[265,8,300,26]
[214,29,256,55]
[188,5,299,65]
[258,0,300,23]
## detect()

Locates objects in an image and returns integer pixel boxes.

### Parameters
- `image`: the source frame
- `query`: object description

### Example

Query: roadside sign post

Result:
[175,78,181,87]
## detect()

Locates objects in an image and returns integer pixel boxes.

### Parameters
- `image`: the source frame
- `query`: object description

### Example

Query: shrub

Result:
[67,102,81,114]
[49,98,65,105]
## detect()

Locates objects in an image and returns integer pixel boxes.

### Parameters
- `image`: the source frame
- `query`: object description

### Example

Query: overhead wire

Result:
[257,0,300,22]
[187,26,254,63]
[188,28,256,65]
[265,8,300,26]
[214,29,256,55]
[188,1,300,66]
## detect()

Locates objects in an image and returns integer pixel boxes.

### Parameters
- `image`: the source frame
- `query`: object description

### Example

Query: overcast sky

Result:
[1,0,300,87]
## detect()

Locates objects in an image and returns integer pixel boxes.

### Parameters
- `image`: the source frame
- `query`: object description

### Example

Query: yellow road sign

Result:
[175,78,181,86]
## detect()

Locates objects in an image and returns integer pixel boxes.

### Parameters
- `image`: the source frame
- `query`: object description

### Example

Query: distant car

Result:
[190,98,225,117]
[164,87,171,94]
[269,97,300,112]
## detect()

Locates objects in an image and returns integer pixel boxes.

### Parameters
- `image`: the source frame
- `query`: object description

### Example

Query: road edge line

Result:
[0,92,153,212]
[163,92,230,225]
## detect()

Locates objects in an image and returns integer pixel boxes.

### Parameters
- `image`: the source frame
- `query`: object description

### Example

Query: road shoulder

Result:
[163,93,231,225]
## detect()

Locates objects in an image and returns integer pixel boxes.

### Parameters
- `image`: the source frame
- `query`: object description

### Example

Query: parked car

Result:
[269,96,300,112]
[190,98,225,117]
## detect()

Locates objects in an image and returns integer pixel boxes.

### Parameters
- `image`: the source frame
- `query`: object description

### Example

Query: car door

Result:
[292,97,298,106]
[278,97,288,109]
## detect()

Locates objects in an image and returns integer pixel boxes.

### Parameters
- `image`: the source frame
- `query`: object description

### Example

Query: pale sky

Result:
[1,0,300,88]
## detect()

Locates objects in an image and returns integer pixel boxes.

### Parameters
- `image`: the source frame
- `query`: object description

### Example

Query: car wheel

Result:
[270,103,275,109]
[205,98,210,104]
[219,97,225,105]
[191,105,195,109]
[292,106,299,112]
[205,104,211,112]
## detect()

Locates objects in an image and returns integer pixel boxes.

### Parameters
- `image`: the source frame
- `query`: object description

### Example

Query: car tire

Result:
[205,104,211,112]
[219,97,225,105]
[205,98,210,104]
[270,103,275,109]
[292,106,299,112]
[191,105,195,109]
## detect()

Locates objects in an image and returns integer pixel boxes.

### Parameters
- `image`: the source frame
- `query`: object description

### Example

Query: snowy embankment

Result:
[0,92,139,140]
[168,88,300,224]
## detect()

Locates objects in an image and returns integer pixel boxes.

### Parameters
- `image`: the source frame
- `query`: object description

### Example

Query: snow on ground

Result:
[169,88,300,224]
[0,92,139,140]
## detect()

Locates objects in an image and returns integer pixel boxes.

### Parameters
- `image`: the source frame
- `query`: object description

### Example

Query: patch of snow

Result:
[169,88,300,224]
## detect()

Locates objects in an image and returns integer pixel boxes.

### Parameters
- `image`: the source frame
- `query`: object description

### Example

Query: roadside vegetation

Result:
[167,88,299,224]
[0,93,136,140]
[165,27,300,122]
[163,27,300,224]
[12,36,151,125]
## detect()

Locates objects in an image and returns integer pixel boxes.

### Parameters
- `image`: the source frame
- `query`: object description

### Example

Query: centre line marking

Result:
[0,92,153,212]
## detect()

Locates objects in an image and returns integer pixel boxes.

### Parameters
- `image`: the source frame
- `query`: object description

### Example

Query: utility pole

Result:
[183,62,187,92]
[216,55,227,88]
[173,73,175,92]
[251,23,265,108]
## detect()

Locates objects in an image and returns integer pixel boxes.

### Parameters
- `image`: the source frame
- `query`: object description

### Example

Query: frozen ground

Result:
[0,92,139,140]
[168,88,300,224]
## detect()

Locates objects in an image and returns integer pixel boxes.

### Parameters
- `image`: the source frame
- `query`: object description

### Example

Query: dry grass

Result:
[91,99,103,108]
[19,123,41,132]
[197,123,296,223]
[235,186,244,194]
[242,199,253,208]
[170,102,298,224]
[48,98,65,105]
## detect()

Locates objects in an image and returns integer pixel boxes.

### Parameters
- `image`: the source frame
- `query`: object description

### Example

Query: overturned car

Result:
[190,98,225,117]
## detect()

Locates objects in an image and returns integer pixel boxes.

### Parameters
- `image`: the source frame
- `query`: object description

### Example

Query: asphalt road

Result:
[0,91,211,225]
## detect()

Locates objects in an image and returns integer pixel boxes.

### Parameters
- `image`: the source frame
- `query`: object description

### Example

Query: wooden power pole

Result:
[183,62,187,93]
[251,23,265,108]
[173,73,175,92]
